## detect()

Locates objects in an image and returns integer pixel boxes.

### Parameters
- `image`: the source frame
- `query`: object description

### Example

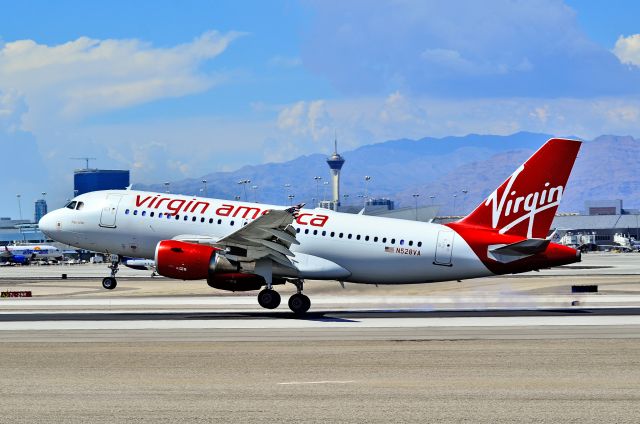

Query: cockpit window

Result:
[76,202,84,210]
[66,201,77,210]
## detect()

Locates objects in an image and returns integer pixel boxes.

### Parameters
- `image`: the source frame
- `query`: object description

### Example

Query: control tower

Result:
[326,138,345,211]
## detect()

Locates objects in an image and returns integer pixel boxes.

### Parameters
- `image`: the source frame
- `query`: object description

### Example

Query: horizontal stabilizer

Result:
[488,238,549,263]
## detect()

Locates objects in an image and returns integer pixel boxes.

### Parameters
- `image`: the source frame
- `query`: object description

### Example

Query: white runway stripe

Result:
[1,315,640,331]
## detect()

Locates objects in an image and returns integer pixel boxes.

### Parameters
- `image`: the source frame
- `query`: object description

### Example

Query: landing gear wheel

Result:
[102,277,117,290]
[288,293,311,315]
[257,289,281,309]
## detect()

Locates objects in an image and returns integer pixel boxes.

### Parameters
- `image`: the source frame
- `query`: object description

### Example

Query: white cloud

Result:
[274,94,640,148]
[0,89,27,132]
[613,34,640,67]
[277,100,331,141]
[0,31,242,130]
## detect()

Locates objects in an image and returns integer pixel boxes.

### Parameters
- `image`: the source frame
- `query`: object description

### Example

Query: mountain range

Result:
[134,132,640,215]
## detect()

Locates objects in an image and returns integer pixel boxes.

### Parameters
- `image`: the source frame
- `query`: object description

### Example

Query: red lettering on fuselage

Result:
[233,206,262,220]
[133,195,327,226]
[216,204,233,217]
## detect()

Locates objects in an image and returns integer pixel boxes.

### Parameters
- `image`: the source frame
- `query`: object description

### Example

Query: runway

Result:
[1,255,639,422]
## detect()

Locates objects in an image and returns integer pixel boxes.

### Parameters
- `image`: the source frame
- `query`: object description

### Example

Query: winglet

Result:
[285,203,305,218]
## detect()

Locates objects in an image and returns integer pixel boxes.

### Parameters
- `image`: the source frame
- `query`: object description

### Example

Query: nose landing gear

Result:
[102,255,120,290]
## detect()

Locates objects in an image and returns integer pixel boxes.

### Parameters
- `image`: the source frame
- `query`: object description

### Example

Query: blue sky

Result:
[2,0,640,217]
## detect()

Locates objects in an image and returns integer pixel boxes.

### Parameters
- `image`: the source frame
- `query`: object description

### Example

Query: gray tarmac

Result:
[0,252,640,423]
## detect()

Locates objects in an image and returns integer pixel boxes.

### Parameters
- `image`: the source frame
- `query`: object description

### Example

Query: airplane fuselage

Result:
[41,189,491,284]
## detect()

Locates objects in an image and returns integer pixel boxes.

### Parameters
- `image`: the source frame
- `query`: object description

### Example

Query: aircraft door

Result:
[100,194,123,228]
[434,230,454,266]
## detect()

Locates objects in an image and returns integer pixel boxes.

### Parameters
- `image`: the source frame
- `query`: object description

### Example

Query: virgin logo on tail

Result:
[458,138,581,240]
[485,164,564,238]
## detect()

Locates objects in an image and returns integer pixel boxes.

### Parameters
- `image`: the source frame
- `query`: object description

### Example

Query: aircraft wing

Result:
[212,204,304,269]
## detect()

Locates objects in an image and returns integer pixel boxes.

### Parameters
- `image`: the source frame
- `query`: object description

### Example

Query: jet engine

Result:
[154,240,269,291]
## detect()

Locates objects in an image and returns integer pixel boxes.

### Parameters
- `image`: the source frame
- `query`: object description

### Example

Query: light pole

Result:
[322,181,329,202]
[251,185,259,203]
[202,179,208,197]
[234,195,241,201]
[238,179,251,201]
[462,189,468,215]
[16,194,22,220]
[288,194,295,206]
[164,182,170,194]
[453,194,458,216]
[413,194,420,221]
[364,176,371,208]
[343,194,349,206]
[429,195,435,205]
[314,176,322,205]
[283,183,291,205]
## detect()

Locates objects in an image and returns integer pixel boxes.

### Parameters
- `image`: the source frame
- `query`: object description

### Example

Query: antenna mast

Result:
[70,157,97,169]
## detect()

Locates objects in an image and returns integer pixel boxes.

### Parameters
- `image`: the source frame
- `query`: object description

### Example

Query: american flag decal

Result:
[384,246,394,253]
[285,203,305,218]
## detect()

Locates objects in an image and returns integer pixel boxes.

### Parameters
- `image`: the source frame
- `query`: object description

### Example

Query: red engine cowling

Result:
[154,240,268,291]
[155,240,218,280]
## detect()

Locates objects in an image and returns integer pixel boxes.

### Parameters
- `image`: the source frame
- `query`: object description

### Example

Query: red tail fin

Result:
[459,138,581,238]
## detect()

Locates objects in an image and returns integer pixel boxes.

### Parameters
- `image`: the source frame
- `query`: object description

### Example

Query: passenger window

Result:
[209,218,213,224]
[192,216,197,222]
[141,211,146,217]
[125,209,130,215]
[382,237,387,243]
[217,219,222,224]
[76,202,84,210]
[158,213,162,218]
[391,238,395,244]
[322,231,326,236]
[200,217,205,223]
[400,240,404,245]
[408,240,413,246]
[347,234,352,239]
[175,215,180,220]
[330,232,335,237]
[150,212,155,217]
[365,236,369,241]
[339,233,343,238]
[356,235,361,240]
[313,230,318,235]
[417,241,422,247]
[133,210,138,216]
[184,216,188,221]
[305,229,309,234]
[230,220,234,226]
[66,201,77,210]
[374,237,378,242]
[296,228,301,233]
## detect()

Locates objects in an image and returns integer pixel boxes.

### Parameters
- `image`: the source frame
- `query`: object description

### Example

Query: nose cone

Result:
[38,211,57,237]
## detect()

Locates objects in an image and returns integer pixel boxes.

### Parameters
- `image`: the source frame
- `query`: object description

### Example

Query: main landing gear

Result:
[102,254,120,290]
[256,279,311,315]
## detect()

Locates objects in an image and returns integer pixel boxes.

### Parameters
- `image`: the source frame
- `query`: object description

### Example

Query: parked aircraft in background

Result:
[0,244,63,265]
[39,138,582,314]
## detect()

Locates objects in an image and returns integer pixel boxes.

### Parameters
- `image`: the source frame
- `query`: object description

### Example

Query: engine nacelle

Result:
[154,240,270,291]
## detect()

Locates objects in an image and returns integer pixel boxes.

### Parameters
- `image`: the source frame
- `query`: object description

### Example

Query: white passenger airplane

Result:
[39,138,582,313]
[0,244,63,265]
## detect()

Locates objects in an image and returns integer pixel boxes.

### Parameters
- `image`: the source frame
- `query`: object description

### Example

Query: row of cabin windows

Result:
[295,227,422,247]
[125,208,423,247]
[125,209,236,226]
